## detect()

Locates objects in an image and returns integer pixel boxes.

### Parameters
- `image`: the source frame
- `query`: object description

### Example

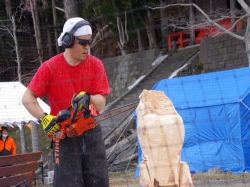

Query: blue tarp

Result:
[135,67,250,176]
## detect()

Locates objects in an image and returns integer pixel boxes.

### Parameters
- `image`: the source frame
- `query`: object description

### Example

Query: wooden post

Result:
[19,123,26,153]
[31,121,40,152]
[48,152,54,171]
[172,40,177,52]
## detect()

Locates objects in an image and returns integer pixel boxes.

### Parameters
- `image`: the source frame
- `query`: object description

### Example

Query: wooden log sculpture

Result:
[136,89,192,187]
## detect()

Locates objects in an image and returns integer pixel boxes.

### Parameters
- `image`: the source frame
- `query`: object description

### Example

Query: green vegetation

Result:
[195,60,204,71]
[217,46,223,53]
[193,171,250,181]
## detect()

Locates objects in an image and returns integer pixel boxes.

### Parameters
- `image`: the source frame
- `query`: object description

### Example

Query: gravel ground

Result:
[194,179,250,187]
[110,179,250,187]
[36,172,250,187]
[109,178,250,187]
[37,180,250,187]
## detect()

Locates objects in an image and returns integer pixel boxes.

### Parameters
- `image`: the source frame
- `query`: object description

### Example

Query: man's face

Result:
[70,34,92,61]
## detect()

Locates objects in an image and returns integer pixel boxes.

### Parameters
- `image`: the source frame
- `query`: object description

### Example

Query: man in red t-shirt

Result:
[22,17,110,187]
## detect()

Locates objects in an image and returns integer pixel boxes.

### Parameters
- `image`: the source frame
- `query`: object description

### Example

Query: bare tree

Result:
[5,0,12,17]
[141,10,157,49]
[52,0,59,54]
[3,0,28,152]
[189,0,195,45]
[11,15,22,82]
[0,18,30,153]
[0,17,22,82]
[209,0,214,13]
[117,12,129,56]
[148,0,250,66]
[160,0,168,50]
[30,0,43,64]
[91,25,112,48]
[137,28,144,52]
[45,12,53,58]
[63,0,79,19]
[230,0,236,31]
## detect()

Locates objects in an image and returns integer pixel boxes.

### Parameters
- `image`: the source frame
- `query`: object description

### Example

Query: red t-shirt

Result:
[28,53,110,115]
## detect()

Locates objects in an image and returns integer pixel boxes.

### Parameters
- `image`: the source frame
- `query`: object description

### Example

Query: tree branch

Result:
[237,0,250,13]
[91,25,112,48]
[147,3,245,41]
[55,6,65,12]
[125,11,129,43]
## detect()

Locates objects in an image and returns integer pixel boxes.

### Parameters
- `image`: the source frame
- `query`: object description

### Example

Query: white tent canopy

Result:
[0,82,50,126]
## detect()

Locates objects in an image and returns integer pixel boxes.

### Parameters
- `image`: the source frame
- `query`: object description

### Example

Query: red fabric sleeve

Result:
[28,63,51,98]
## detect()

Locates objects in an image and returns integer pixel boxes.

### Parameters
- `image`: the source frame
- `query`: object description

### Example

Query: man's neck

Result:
[63,51,81,66]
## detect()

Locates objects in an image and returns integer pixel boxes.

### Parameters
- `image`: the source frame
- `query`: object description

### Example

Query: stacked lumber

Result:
[106,129,138,172]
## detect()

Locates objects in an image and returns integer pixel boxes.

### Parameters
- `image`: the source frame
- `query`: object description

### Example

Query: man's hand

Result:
[39,113,60,135]
[71,91,90,111]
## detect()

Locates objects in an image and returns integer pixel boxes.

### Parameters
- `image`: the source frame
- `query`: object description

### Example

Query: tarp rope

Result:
[240,100,250,111]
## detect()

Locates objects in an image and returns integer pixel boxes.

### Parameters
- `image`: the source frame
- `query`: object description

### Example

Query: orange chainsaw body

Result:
[51,104,98,141]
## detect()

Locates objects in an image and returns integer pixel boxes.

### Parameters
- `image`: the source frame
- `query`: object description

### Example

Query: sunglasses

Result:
[75,37,92,47]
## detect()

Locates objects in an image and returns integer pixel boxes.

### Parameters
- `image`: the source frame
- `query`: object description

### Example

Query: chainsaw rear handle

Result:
[54,102,86,124]
[56,110,71,123]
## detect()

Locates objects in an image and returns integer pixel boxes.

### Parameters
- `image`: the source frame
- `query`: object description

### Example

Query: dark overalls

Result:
[53,125,109,187]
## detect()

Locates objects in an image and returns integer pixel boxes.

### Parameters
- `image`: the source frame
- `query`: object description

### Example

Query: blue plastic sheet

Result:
[135,67,250,177]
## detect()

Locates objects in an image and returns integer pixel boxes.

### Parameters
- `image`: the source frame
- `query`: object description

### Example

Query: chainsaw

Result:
[50,101,139,141]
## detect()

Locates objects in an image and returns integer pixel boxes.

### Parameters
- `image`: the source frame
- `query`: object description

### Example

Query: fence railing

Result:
[167,18,246,50]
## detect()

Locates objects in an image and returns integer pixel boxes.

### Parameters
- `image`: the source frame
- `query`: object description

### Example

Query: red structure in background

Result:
[167,18,246,50]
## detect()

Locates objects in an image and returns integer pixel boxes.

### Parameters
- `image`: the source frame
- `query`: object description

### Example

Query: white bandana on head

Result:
[57,17,92,46]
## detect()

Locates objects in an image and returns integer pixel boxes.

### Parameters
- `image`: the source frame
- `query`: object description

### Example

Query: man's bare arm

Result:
[90,94,106,112]
[22,88,44,119]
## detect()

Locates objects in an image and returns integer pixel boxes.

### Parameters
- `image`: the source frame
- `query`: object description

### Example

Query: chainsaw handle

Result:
[71,101,78,123]
[56,110,71,123]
